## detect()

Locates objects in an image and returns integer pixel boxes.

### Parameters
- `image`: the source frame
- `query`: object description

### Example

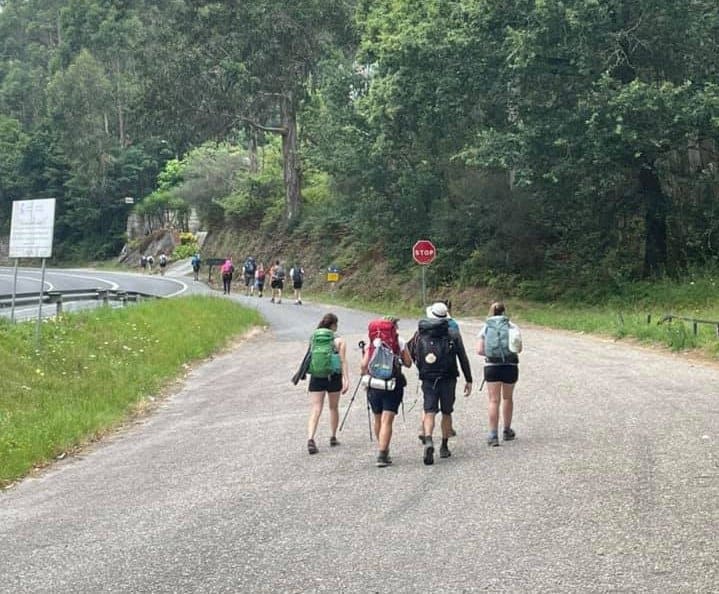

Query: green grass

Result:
[516,302,719,356]
[0,296,262,488]
[307,274,719,358]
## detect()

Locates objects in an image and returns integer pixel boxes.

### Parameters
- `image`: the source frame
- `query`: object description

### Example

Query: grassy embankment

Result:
[0,295,262,488]
[308,275,719,358]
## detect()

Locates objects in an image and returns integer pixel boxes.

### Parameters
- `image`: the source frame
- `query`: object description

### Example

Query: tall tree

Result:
[147,0,356,222]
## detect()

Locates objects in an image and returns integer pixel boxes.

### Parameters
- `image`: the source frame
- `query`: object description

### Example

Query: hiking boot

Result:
[376,450,391,467]
[450,428,457,437]
[277,299,282,304]
[329,436,340,447]
[307,439,318,455]
[423,438,434,466]
[503,427,516,441]
[270,297,275,303]
[487,433,500,447]
[440,444,451,458]
[418,434,426,445]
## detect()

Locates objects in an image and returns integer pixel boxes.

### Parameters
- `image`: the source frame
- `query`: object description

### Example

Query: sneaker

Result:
[487,433,500,447]
[440,444,451,458]
[376,451,390,467]
[298,299,302,305]
[450,428,457,437]
[503,427,516,441]
[418,434,426,445]
[423,439,434,465]
[277,299,282,304]
[307,439,318,455]
[329,436,340,447]
[270,297,275,303]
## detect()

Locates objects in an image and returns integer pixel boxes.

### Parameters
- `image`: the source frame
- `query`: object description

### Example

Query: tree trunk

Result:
[280,94,302,221]
[640,164,668,277]
[248,128,259,173]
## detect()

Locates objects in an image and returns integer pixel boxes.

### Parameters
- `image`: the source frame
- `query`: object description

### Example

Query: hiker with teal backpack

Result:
[476,301,523,447]
[305,313,349,455]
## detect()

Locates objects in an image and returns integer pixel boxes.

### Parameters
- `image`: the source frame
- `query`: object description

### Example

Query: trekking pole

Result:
[339,375,363,432]
[339,340,367,433]
[356,339,374,442]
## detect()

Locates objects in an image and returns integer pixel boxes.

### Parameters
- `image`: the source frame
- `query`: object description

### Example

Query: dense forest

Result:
[1,0,718,297]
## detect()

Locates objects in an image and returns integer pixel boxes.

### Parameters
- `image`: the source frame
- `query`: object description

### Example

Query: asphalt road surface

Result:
[1,273,718,593]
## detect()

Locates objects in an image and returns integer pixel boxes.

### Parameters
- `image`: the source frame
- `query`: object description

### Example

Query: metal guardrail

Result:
[0,288,160,317]
[655,313,719,337]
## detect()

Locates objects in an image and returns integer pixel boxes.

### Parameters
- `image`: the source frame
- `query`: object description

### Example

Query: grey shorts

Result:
[422,377,457,414]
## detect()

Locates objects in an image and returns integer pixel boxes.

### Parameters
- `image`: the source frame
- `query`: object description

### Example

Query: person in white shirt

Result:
[476,301,522,447]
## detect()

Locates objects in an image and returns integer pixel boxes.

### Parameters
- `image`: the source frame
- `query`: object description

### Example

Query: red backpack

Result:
[367,319,400,358]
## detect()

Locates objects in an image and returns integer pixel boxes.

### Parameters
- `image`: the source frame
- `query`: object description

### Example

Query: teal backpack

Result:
[484,315,510,362]
[308,329,341,377]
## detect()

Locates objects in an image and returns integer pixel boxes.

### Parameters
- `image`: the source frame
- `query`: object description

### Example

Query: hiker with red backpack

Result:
[305,313,349,455]
[411,301,473,465]
[360,317,413,467]
[476,301,522,447]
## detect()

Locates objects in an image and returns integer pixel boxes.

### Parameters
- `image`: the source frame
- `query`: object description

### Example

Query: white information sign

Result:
[9,199,56,258]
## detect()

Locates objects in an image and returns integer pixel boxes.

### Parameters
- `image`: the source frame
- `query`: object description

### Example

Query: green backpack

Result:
[308,329,341,377]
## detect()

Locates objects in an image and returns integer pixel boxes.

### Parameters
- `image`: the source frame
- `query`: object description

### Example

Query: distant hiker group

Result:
[208,254,305,303]
[293,301,522,468]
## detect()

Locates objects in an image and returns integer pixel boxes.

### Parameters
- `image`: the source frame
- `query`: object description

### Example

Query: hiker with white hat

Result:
[410,301,473,465]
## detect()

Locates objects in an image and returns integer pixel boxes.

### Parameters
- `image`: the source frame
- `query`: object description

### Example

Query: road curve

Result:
[1,289,718,593]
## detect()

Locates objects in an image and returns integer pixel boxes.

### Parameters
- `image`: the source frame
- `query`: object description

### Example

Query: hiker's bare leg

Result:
[441,413,452,440]
[328,392,340,438]
[501,383,515,429]
[308,392,325,439]
[378,411,396,451]
[373,413,382,441]
[487,382,501,434]
[423,411,436,439]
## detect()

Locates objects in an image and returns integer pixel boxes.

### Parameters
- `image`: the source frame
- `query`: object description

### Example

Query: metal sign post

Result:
[412,239,437,307]
[35,259,47,344]
[10,258,19,323]
[9,199,56,334]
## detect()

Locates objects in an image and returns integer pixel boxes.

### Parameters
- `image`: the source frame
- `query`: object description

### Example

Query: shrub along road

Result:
[1,283,718,592]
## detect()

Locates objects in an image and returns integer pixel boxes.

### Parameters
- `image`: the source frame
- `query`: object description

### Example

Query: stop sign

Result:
[412,239,436,265]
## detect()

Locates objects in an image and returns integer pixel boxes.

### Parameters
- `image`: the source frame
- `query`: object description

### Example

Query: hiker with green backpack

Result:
[305,313,349,455]
[476,301,523,447]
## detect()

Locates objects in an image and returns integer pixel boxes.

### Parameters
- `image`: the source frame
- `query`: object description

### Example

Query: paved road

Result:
[1,282,718,592]
[0,265,200,321]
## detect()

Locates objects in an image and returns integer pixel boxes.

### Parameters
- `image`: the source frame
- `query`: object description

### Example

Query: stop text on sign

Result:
[412,239,436,265]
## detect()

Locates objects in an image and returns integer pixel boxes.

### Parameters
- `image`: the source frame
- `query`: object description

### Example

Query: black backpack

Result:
[244,257,256,275]
[414,318,455,380]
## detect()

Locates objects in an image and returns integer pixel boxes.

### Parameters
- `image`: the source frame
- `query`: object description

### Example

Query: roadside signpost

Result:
[412,239,436,306]
[9,199,56,339]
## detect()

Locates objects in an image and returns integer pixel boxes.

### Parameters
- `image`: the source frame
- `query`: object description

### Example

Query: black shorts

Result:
[271,279,284,290]
[422,377,457,414]
[309,373,342,393]
[244,274,253,286]
[368,384,404,414]
[293,280,303,290]
[484,364,519,384]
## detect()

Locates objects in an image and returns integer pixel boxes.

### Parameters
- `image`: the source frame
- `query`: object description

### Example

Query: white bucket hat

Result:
[426,302,449,319]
